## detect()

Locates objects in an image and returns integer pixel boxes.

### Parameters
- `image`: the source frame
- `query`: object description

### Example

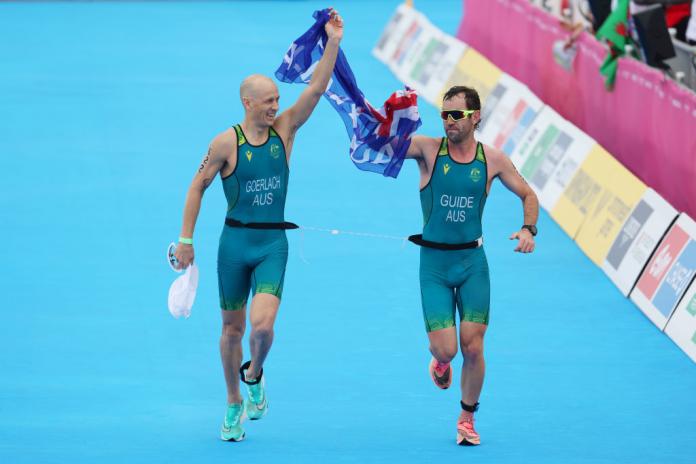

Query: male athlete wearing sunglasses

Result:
[405,86,539,446]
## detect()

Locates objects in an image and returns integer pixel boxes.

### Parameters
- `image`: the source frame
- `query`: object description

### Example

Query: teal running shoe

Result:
[240,361,268,420]
[220,402,245,442]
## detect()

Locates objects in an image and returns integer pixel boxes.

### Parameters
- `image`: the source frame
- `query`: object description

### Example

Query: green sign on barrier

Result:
[687,294,696,317]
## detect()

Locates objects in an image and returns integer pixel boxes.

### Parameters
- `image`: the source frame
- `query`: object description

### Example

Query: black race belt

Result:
[408,234,482,250]
[225,218,299,230]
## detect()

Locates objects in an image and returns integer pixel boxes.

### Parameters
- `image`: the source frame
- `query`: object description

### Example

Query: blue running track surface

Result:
[1,1,695,463]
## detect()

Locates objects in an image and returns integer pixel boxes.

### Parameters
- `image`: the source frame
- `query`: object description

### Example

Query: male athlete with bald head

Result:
[406,86,538,446]
[173,10,344,442]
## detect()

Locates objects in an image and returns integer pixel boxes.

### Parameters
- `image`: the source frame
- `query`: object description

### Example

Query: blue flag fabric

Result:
[275,9,421,178]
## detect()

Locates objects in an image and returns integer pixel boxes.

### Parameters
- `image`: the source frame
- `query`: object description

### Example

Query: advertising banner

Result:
[373,4,419,64]
[550,145,626,239]
[478,74,544,155]
[664,281,696,363]
[390,16,438,88]
[574,156,647,266]
[409,32,468,105]
[630,214,696,330]
[438,47,502,108]
[602,189,679,296]
[510,106,593,213]
[373,5,468,105]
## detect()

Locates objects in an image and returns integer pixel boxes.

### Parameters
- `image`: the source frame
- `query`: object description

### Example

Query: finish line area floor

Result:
[1,1,695,463]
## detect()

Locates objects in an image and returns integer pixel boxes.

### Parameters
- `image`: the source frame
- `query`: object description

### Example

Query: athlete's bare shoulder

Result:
[210,127,237,158]
[407,134,441,161]
[480,143,507,177]
[417,135,442,150]
[207,127,239,178]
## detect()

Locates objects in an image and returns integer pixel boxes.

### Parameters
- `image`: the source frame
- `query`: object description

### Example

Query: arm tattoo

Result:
[198,147,212,173]
[523,195,537,222]
[511,163,530,186]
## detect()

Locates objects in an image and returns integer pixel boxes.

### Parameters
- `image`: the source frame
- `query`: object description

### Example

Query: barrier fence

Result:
[373,2,696,362]
[457,0,696,220]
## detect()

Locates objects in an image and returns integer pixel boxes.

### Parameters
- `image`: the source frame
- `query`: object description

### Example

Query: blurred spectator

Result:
[632,0,692,41]
[686,0,696,44]
[588,0,614,31]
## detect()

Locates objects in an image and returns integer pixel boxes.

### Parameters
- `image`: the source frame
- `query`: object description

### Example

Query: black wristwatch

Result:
[522,224,537,236]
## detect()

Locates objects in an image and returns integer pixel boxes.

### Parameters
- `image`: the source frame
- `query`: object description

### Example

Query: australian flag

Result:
[275,9,421,178]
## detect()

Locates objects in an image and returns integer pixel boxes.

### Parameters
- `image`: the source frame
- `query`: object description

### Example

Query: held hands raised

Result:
[325,8,344,41]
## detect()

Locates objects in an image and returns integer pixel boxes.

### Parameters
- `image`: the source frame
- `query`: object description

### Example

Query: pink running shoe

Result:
[456,411,480,446]
[428,357,452,389]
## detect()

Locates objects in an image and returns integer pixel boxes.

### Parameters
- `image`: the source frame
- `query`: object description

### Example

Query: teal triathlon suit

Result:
[217,125,290,311]
[418,139,490,331]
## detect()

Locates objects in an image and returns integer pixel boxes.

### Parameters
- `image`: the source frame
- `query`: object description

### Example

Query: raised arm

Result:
[405,135,429,160]
[277,10,344,137]
[406,135,441,188]
[174,132,235,268]
[490,148,539,253]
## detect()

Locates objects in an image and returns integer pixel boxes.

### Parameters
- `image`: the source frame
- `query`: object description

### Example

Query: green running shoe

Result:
[240,360,268,420]
[220,402,245,442]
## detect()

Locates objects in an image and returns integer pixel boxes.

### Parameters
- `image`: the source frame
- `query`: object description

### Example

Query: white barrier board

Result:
[630,214,696,330]
[602,189,678,296]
